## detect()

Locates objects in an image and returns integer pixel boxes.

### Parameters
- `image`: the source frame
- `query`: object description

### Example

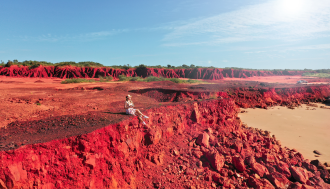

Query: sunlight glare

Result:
[279,0,305,16]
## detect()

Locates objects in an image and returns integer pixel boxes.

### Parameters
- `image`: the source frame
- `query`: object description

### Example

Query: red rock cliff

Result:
[0,86,329,188]
[0,65,311,80]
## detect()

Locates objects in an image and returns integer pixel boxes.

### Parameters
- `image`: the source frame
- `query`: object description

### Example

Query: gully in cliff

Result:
[124,94,149,125]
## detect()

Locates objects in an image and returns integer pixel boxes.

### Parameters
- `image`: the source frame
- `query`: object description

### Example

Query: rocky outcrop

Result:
[0,65,313,79]
[0,86,329,188]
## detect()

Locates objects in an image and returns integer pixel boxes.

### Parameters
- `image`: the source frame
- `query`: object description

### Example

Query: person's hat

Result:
[126,94,132,98]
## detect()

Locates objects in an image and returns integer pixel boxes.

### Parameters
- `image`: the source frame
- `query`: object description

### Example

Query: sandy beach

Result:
[238,103,330,164]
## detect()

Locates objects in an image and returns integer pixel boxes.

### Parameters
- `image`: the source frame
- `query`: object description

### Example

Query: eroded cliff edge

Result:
[0,85,329,189]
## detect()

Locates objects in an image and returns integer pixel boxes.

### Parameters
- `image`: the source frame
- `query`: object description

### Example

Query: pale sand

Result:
[238,104,330,163]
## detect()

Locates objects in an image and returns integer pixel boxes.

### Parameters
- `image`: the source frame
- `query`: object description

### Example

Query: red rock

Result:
[290,166,309,184]
[219,168,228,177]
[301,185,316,189]
[205,152,225,172]
[267,172,291,188]
[320,169,330,180]
[247,177,275,189]
[266,141,273,149]
[233,142,243,153]
[151,153,164,165]
[267,165,277,174]
[290,157,299,165]
[309,176,330,189]
[145,128,162,145]
[0,83,328,189]
[185,168,195,175]
[211,173,221,183]
[42,183,55,189]
[0,179,7,189]
[276,161,291,178]
[8,163,27,182]
[250,162,269,177]
[245,156,256,166]
[218,176,230,187]
[196,132,210,148]
[172,148,180,156]
[232,156,246,172]
[192,150,203,158]
[310,159,326,170]
[288,182,303,189]
[262,153,275,163]
[84,154,96,168]
[196,161,203,168]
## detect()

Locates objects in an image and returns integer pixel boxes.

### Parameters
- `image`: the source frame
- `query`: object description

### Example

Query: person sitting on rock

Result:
[125,94,149,125]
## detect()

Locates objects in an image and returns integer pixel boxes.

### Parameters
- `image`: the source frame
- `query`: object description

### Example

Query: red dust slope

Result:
[0,65,312,80]
[0,85,329,188]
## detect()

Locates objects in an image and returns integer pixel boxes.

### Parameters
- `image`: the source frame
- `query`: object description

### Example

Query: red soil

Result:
[0,65,313,80]
[223,75,330,85]
[0,76,330,189]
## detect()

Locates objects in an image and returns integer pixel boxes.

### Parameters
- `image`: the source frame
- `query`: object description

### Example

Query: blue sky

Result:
[1,0,329,69]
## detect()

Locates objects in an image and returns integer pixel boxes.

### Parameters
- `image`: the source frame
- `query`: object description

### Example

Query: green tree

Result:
[5,60,13,67]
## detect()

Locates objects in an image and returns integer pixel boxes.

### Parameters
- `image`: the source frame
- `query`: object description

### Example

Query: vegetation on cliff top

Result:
[302,72,330,78]
[1,60,329,74]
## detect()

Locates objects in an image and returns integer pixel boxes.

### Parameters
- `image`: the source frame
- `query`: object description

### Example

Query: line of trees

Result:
[0,60,329,73]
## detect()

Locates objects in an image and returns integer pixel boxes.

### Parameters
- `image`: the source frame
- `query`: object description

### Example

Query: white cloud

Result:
[243,43,330,54]
[288,44,330,51]
[245,51,267,54]
[163,0,330,46]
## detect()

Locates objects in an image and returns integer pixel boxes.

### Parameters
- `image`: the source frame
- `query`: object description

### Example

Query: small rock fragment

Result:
[185,168,195,175]
[196,132,210,148]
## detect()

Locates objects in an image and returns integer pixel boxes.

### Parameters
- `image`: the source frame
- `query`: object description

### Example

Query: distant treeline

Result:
[0,59,329,73]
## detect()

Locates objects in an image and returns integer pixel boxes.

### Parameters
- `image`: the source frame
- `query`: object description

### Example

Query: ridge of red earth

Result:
[0,77,329,188]
[0,65,316,80]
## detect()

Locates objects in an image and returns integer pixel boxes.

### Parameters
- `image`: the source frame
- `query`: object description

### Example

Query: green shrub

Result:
[186,79,200,83]
[129,76,143,81]
[61,78,96,84]
[144,76,165,82]
[118,75,129,81]
[98,76,104,82]
[167,78,183,83]
[105,76,113,81]
[302,72,330,78]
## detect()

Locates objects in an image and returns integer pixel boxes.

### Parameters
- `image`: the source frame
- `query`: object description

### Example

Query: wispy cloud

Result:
[288,44,330,51]
[19,29,129,42]
[163,0,330,46]
[245,51,267,54]
[245,43,330,54]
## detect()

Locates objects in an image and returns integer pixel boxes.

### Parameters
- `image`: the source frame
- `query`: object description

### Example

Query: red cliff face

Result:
[0,66,311,79]
[0,85,329,188]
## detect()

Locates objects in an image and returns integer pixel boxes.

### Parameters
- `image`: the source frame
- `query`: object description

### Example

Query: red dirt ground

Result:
[0,76,330,189]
